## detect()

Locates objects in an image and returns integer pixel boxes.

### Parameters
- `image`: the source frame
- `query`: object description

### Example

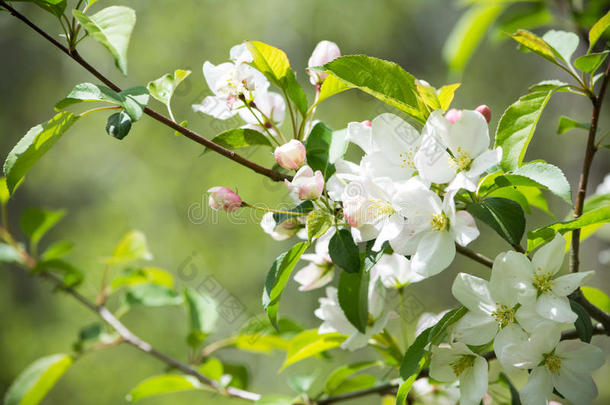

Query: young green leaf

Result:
[329,229,361,273]
[184,287,219,347]
[11,0,66,18]
[338,267,370,333]
[437,83,461,111]
[442,3,505,73]
[495,84,565,171]
[126,375,201,402]
[282,329,345,370]
[35,259,84,287]
[315,55,426,123]
[20,208,65,247]
[317,74,350,104]
[504,162,572,205]
[110,267,174,290]
[557,116,590,135]
[147,69,191,106]
[73,6,136,75]
[581,286,610,313]
[324,361,381,394]
[262,242,309,329]
[41,241,74,262]
[4,354,73,405]
[510,30,558,64]
[106,230,153,264]
[574,51,609,73]
[569,299,593,343]
[466,197,525,245]
[106,111,132,140]
[395,373,418,405]
[541,30,579,64]
[307,210,332,242]
[203,128,272,154]
[0,177,9,204]
[3,112,79,194]
[588,11,610,52]
[119,87,149,122]
[55,82,123,110]
[124,284,183,307]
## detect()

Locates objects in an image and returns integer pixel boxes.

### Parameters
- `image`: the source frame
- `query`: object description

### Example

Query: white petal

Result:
[389,226,424,256]
[452,311,498,345]
[551,271,594,296]
[430,346,459,382]
[414,146,456,184]
[467,147,502,177]
[445,110,490,158]
[361,152,415,180]
[372,215,405,251]
[552,367,598,405]
[494,324,528,367]
[346,121,374,154]
[529,324,562,356]
[412,231,456,277]
[453,210,479,246]
[531,233,567,276]
[536,293,577,323]
[489,251,537,308]
[459,356,488,405]
[556,340,605,373]
[451,273,495,313]
[447,172,478,192]
[202,61,234,93]
[515,305,562,333]
[520,367,553,405]
[192,95,237,119]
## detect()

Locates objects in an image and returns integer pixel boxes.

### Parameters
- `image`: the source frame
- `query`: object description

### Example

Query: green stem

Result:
[244,104,282,146]
[281,88,297,139]
[79,105,122,117]
[242,202,307,216]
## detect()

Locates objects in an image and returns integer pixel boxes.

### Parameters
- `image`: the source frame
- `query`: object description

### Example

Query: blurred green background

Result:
[0,0,609,403]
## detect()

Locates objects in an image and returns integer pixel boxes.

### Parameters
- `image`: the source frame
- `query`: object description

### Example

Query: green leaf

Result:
[110,267,174,290]
[203,128,271,154]
[3,112,79,194]
[106,230,152,265]
[495,85,564,171]
[147,69,191,106]
[0,243,23,264]
[4,354,73,405]
[581,286,610,313]
[262,242,309,329]
[106,111,132,140]
[510,30,558,64]
[73,6,136,75]
[570,299,593,343]
[199,357,223,381]
[126,375,201,402]
[20,208,65,247]
[257,395,295,405]
[428,306,468,345]
[317,74,350,104]
[577,52,609,74]
[273,201,313,225]
[363,240,387,273]
[124,283,183,307]
[35,259,83,287]
[557,116,590,135]
[542,30,579,64]
[437,83,461,111]
[527,206,610,251]
[509,162,572,205]
[338,267,369,333]
[395,374,418,405]
[416,83,440,111]
[11,0,66,18]
[589,11,610,52]
[442,4,505,73]
[466,197,526,245]
[399,328,431,380]
[487,187,531,215]
[324,361,380,394]
[222,363,249,390]
[328,375,377,396]
[234,334,289,353]
[307,210,332,242]
[41,241,73,262]
[0,178,9,204]
[283,71,308,117]
[282,329,345,370]
[119,87,149,122]
[316,55,426,123]
[184,287,218,348]
[288,374,317,393]
[306,123,348,180]
[498,373,522,405]
[328,229,360,273]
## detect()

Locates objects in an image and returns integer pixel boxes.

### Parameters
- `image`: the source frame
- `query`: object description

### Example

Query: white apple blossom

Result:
[429,342,488,405]
[501,326,604,405]
[315,279,394,351]
[307,40,341,85]
[239,91,286,135]
[390,179,479,277]
[274,139,306,170]
[294,228,334,291]
[372,253,424,289]
[414,110,502,192]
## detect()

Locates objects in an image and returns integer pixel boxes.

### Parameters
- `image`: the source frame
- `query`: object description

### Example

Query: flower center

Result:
[430,212,449,231]
[367,198,395,221]
[399,149,417,169]
[450,147,472,171]
[491,303,515,327]
[543,353,562,374]
[533,270,554,294]
[450,355,475,377]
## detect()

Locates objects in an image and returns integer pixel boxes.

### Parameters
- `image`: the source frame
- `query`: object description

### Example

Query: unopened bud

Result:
[285,166,325,200]
[307,40,341,85]
[274,140,307,170]
[475,105,491,123]
[445,109,462,124]
[207,187,242,212]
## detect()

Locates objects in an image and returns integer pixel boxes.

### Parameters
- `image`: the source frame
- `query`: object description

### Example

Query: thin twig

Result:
[0,0,289,183]
[455,244,493,268]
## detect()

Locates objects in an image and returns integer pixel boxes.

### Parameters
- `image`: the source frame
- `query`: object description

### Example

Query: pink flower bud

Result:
[445,109,462,124]
[307,40,341,85]
[475,104,491,123]
[274,140,307,170]
[284,166,325,200]
[362,120,372,127]
[207,187,242,212]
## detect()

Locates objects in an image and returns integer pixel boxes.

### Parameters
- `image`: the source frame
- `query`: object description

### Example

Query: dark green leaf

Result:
[35,259,84,288]
[262,242,309,329]
[363,240,388,273]
[204,128,271,153]
[184,287,218,348]
[20,208,65,246]
[306,123,338,179]
[106,111,132,140]
[273,201,313,225]
[3,112,79,194]
[338,266,369,333]
[119,87,149,122]
[466,197,526,245]
[499,373,522,405]
[399,328,431,379]
[569,299,593,343]
[4,354,73,405]
[283,70,308,116]
[73,6,136,75]
[428,306,468,345]
[222,363,249,390]
[328,229,360,273]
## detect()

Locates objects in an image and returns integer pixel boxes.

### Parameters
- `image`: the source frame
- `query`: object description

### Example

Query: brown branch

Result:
[455,244,494,268]
[0,0,289,183]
